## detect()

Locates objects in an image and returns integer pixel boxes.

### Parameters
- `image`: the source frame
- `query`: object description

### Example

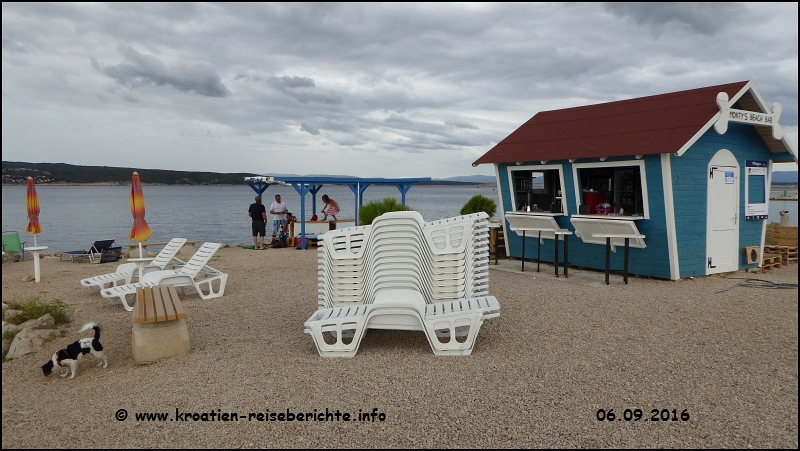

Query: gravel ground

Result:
[2,248,797,448]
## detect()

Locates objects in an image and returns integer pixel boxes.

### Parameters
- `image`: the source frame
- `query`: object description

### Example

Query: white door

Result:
[706,150,739,274]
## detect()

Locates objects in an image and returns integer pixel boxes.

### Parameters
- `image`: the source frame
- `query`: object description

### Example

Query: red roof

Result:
[474,81,750,165]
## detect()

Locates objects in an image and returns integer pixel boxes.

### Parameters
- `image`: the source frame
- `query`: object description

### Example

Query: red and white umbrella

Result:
[129,172,152,256]
[25,177,42,246]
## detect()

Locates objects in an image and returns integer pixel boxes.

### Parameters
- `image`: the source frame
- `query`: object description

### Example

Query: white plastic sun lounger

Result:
[100,242,226,311]
[305,211,499,357]
[304,289,500,357]
[80,238,188,292]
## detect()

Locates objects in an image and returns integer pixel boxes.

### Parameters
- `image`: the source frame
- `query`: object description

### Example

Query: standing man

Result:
[269,194,288,245]
[248,196,267,250]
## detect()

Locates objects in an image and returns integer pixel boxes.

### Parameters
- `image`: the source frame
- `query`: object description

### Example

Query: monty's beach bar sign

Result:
[714,92,783,139]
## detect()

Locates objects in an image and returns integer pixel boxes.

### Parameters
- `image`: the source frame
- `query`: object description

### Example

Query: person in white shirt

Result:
[269,194,288,243]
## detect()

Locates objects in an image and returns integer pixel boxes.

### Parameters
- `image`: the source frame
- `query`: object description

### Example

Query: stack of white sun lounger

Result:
[304,211,500,357]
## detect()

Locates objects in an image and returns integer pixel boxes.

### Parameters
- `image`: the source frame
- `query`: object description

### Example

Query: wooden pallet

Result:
[762,253,782,270]
[788,247,798,263]
[764,245,790,263]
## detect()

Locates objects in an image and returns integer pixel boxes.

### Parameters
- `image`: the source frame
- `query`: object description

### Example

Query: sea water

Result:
[2,184,796,253]
[1,184,500,252]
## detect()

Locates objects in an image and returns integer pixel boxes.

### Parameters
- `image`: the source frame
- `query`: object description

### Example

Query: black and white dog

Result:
[41,323,108,379]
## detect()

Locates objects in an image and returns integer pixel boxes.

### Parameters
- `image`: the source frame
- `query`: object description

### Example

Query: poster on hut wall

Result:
[745,160,768,220]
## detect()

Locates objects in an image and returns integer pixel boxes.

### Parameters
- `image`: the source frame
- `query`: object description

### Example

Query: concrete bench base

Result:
[132,318,190,364]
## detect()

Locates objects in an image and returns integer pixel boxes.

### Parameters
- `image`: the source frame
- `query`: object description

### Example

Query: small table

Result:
[591,233,646,285]
[127,257,154,281]
[505,213,572,277]
[27,246,48,283]
[517,228,573,277]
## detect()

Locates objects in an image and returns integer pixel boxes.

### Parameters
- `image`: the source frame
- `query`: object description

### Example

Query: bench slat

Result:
[163,286,178,321]
[169,285,187,320]
[135,287,147,324]
[144,287,156,323]
[132,285,186,323]
[153,286,167,322]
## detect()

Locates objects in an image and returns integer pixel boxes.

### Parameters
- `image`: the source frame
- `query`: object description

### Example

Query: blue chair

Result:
[61,239,119,263]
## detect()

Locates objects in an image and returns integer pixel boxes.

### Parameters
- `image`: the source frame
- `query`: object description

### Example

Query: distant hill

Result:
[439,175,497,184]
[2,161,252,185]
[1,161,491,186]
[5,161,792,187]
[772,171,798,184]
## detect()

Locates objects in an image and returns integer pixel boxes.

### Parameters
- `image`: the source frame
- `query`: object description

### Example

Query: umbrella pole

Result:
[34,235,37,247]
[139,242,143,258]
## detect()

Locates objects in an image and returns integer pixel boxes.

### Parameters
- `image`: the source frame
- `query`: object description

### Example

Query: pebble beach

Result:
[2,247,797,448]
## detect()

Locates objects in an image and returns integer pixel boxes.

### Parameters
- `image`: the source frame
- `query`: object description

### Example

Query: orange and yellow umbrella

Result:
[129,172,152,255]
[25,177,42,245]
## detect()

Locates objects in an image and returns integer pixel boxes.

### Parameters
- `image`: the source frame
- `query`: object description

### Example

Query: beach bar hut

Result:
[473,81,797,279]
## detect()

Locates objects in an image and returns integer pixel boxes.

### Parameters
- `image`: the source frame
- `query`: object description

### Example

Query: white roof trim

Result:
[676,115,718,157]
[677,82,797,162]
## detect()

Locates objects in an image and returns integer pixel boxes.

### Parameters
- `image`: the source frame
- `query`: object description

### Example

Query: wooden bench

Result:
[135,285,186,324]
[132,285,191,364]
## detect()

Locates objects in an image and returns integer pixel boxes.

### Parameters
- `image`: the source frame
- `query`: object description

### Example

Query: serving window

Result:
[507,165,566,214]
[572,160,650,219]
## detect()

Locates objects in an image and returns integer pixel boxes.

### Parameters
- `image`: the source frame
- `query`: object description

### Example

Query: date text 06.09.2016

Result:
[596,408,690,422]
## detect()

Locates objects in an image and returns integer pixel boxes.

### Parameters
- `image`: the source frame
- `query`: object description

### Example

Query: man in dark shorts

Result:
[248,196,268,249]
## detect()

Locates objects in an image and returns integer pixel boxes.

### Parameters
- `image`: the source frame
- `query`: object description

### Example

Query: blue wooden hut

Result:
[473,81,797,279]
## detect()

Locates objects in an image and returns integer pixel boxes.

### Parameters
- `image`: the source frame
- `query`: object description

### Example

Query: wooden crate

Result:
[764,245,789,263]
[762,253,782,270]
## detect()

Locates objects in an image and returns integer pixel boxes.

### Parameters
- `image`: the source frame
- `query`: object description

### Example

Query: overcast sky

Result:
[2,3,797,178]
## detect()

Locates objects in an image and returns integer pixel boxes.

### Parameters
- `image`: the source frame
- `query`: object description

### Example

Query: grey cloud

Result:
[267,75,343,105]
[92,45,230,97]
[2,37,27,53]
[1,2,796,177]
[604,2,745,35]
[300,122,320,135]
[273,76,315,89]
[385,114,413,125]
[445,119,478,130]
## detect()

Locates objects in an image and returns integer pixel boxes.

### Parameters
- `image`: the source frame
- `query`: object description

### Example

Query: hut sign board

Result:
[727,109,774,125]
[714,91,783,140]
[745,160,768,220]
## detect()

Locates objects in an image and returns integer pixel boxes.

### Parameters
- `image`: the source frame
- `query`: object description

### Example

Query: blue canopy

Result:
[245,176,430,249]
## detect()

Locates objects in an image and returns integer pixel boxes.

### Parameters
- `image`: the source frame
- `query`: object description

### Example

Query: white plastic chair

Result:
[80,238,188,291]
[100,242,227,311]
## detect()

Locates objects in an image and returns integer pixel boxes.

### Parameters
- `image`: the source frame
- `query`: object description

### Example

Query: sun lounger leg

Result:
[423,311,485,356]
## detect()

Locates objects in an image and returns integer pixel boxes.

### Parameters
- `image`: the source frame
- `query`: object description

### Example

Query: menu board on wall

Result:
[745,160,768,220]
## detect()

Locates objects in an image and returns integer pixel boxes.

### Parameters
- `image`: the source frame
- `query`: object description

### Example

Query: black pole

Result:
[605,237,611,285]
[554,233,559,277]
[521,231,525,272]
[537,231,541,272]
[624,238,630,284]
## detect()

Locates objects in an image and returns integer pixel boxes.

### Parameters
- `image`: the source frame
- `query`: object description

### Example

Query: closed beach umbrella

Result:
[25,177,42,246]
[129,172,152,256]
